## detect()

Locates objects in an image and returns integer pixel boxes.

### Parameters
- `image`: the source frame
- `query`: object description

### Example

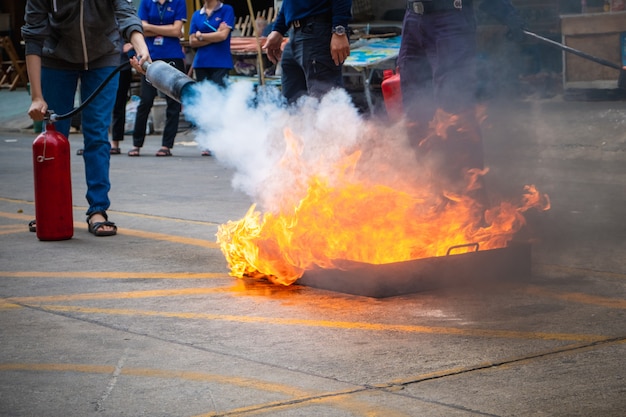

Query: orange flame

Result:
[216,127,550,286]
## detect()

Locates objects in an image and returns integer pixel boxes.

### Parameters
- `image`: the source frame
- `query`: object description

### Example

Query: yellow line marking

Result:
[0,225,28,235]
[117,228,220,248]
[0,211,33,221]
[7,287,233,303]
[0,210,219,248]
[30,304,606,342]
[0,362,412,417]
[526,285,626,309]
[536,264,626,280]
[0,363,311,397]
[0,271,227,279]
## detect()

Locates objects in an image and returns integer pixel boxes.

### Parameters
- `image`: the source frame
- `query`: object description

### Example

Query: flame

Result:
[216,126,550,286]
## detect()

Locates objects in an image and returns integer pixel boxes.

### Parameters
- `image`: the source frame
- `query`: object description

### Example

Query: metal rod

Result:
[246,0,266,86]
[523,30,621,71]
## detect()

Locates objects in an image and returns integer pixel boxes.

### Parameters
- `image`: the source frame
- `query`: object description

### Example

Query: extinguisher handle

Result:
[45,110,58,123]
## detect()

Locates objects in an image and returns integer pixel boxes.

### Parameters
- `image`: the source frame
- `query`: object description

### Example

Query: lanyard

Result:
[157,2,167,24]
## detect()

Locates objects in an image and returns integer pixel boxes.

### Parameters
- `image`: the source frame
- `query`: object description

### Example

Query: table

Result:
[343,36,401,114]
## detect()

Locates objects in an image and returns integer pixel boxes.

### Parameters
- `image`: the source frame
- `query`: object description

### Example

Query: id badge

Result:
[153,36,164,46]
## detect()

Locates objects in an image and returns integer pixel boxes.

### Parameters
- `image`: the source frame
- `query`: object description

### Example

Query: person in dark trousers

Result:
[129,0,187,157]
[263,0,353,103]
[189,0,235,157]
[397,0,525,206]
[110,43,134,155]
[22,0,151,237]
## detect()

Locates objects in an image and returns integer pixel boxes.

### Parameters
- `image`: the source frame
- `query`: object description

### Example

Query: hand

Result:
[330,34,350,66]
[28,97,47,122]
[263,31,283,64]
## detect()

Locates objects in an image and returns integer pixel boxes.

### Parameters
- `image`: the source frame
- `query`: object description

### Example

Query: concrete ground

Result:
[0,85,625,416]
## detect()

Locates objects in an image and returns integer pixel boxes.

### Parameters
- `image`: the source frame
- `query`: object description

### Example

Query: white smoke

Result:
[183,81,389,212]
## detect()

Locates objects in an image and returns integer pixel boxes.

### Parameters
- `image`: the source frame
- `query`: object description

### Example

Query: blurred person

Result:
[189,0,235,157]
[22,0,150,237]
[263,0,353,103]
[397,0,525,205]
[129,0,187,157]
[110,43,135,155]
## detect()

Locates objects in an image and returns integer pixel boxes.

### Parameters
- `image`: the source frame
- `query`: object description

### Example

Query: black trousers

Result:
[133,58,185,148]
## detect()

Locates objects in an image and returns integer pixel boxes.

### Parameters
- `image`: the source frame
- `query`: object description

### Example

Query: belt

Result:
[291,13,332,29]
[407,0,464,14]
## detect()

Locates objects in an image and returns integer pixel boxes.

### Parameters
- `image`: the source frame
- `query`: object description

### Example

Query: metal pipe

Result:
[142,60,197,103]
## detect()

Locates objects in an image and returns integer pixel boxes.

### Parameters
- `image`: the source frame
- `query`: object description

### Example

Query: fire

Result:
[216,128,550,286]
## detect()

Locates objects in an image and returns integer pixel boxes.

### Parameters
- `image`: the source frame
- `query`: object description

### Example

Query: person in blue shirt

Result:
[189,0,235,87]
[263,0,352,103]
[129,0,187,157]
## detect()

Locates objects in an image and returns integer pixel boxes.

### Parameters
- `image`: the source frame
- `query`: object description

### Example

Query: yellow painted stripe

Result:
[31,304,606,342]
[526,286,626,309]
[0,210,219,248]
[0,363,310,397]
[0,271,227,279]
[536,264,626,280]
[8,287,233,303]
[0,225,29,235]
[117,228,220,248]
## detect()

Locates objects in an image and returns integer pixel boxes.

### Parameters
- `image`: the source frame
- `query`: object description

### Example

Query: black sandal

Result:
[110,147,121,155]
[156,148,172,157]
[87,211,117,237]
[128,148,141,157]
[29,220,36,233]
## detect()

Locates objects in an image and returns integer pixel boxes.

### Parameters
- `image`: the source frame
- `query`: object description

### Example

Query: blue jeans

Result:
[280,21,344,103]
[42,66,118,216]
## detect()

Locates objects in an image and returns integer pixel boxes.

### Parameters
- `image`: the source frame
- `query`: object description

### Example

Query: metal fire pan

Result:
[298,242,531,298]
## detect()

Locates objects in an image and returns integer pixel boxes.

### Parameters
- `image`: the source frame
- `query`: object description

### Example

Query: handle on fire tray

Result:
[446,243,479,256]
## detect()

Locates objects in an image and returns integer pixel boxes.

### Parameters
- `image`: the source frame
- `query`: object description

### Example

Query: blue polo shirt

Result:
[139,0,187,60]
[189,3,235,69]
[272,0,352,35]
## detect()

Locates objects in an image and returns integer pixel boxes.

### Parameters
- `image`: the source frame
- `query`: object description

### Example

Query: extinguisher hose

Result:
[48,61,131,122]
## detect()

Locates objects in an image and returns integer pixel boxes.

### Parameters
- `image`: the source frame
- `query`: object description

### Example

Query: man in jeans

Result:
[22,0,151,237]
[263,0,353,103]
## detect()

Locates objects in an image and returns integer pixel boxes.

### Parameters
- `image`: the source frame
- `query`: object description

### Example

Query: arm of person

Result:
[25,54,47,121]
[189,22,230,47]
[129,30,151,74]
[142,19,184,38]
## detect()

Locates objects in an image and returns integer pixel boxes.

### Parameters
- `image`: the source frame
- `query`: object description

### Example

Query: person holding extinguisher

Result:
[128,0,187,157]
[22,0,151,237]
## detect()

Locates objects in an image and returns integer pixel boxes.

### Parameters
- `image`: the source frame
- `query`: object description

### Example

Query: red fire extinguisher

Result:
[32,121,74,241]
[381,68,403,122]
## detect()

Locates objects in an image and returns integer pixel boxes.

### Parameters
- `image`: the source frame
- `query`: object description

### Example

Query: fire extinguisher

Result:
[381,68,403,122]
[32,119,73,241]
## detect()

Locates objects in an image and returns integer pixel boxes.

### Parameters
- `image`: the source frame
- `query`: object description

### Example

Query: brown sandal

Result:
[156,148,172,157]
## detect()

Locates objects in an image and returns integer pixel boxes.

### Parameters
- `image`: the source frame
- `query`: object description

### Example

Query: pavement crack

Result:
[95,348,129,412]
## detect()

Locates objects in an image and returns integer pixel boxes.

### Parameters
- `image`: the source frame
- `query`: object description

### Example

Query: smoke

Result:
[183,81,418,212]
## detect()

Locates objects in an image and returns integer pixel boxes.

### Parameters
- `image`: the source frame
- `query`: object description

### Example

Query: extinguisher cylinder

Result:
[143,60,196,103]
[32,122,74,241]
[381,69,403,122]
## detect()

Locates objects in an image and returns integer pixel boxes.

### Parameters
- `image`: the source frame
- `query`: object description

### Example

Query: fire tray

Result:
[298,242,531,298]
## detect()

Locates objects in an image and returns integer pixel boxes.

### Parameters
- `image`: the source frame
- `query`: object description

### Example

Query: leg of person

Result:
[429,9,488,207]
[300,22,345,99]
[41,67,79,139]
[280,29,309,104]
[111,66,132,154]
[130,73,157,156]
[79,66,118,236]
[157,58,184,156]
[398,10,436,145]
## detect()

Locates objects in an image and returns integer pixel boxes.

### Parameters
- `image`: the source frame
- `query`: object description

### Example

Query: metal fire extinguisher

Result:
[32,118,73,241]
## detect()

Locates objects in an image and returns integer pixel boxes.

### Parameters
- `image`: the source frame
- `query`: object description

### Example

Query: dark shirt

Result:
[272,0,352,35]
